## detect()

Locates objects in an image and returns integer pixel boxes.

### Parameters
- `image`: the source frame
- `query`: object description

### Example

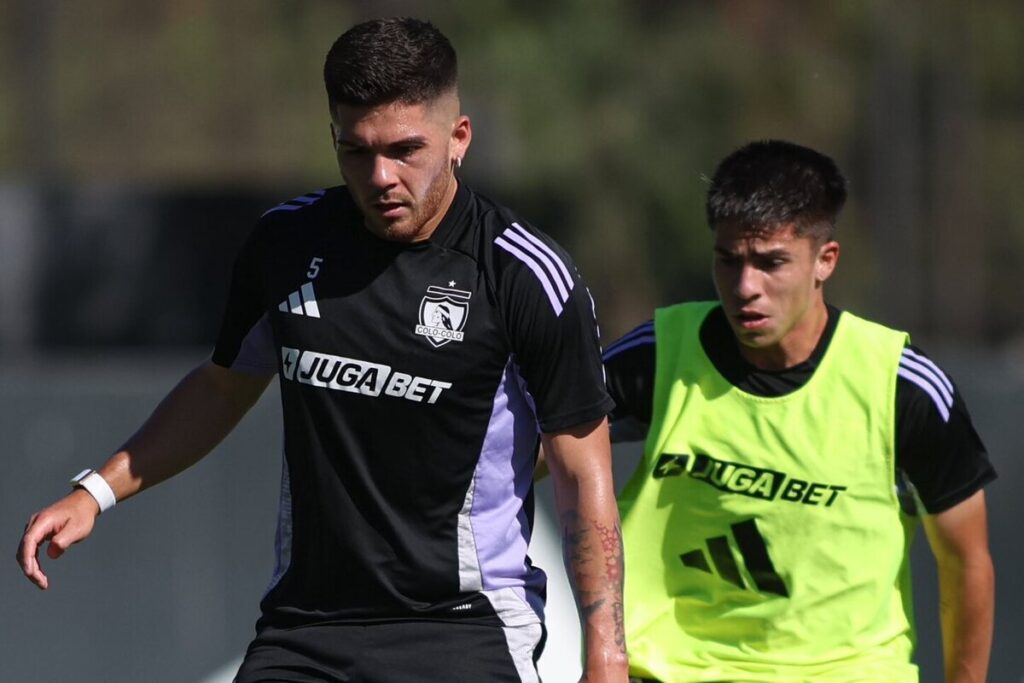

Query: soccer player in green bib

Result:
[604,141,996,682]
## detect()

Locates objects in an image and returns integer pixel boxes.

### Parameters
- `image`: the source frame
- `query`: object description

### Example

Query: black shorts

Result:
[235,620,545,682]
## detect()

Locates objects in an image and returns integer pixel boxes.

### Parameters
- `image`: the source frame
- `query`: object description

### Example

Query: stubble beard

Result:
[365,165,454,243]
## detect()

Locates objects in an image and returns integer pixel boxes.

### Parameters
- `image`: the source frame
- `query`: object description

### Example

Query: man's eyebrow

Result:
[335,134,428,148]
[754,247,790,257]
[713,245,791,257]
[390,135,428,146]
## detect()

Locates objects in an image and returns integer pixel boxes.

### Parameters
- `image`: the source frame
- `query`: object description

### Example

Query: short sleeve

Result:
[896,345,997,514]
[495,224,613,433]
[603,321,656,436]
[211,224,277,375]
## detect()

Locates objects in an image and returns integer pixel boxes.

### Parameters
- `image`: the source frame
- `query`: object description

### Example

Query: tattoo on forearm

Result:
[562,511,627,654]
[594,520,626,652]
[612,598,625,650]
[561,510,592,571]
[582,598,606,621]
[593,520,623,585]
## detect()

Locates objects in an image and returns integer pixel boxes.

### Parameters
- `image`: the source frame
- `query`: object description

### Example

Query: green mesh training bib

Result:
[619,302,919,682]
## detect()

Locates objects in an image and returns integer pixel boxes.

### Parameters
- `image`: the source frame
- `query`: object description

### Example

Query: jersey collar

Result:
[701,304,842,396]
[424,180,472,248]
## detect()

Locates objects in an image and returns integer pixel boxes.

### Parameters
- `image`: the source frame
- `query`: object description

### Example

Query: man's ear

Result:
[329,122,339,151]
[815,240,840,283]
[450,114,472,164]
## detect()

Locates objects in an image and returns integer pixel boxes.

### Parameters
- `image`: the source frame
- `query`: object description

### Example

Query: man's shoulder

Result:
[896,344,960,423]
[655,300,719,320]
[833,308,910,339]
[260,185,348,217]
[653,301,722,346]
[456,186,579,300]
[603,303,722,363]
[458,186,565,254]
[253,185,351,235]
[604,320,656,362]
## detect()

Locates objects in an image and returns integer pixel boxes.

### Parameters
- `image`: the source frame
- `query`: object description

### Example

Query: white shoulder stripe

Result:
[501,228,570,302]
[899,355,954,407]
[510,223,575,292]
[603,334,655,361]
[495,236,565,316]
[902,348,954,393]
[897,367,952,423]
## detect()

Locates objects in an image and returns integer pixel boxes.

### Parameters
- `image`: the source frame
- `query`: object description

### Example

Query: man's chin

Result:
[364,217,417,242]
[734,327,777,349]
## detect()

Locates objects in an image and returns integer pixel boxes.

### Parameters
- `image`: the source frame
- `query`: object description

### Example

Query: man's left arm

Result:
[922,489,995,683]
[543,417,628,683]
[896,345,997,682]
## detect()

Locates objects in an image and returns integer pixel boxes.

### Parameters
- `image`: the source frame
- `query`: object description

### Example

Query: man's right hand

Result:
[17,488,101,590]
[15,360,271,592]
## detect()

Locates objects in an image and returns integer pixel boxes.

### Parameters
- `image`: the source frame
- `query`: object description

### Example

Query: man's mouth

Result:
[372,199,408,218]
[735,310,769,330]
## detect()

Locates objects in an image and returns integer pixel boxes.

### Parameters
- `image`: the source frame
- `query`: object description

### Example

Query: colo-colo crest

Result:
[415,284,472,347]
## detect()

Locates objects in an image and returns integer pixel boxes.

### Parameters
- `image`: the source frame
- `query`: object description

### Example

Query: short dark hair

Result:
[324,18,458,108]
[705,140,847,240]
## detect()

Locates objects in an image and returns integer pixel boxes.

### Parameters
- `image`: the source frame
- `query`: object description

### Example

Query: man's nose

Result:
[734,264,760,300]
[369,155,397,189]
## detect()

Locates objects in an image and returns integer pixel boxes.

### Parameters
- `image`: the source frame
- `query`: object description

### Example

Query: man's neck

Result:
[738,300,830,371]
[412,177,459,243]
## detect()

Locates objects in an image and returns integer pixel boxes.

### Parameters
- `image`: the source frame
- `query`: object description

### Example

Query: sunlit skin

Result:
[712,221,839,370]
[330,91,471,243]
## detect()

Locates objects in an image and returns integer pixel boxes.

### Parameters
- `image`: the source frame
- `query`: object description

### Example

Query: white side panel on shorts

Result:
[484,587,543,683]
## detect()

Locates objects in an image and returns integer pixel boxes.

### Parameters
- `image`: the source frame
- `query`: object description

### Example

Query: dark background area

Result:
[1,1,1020,681]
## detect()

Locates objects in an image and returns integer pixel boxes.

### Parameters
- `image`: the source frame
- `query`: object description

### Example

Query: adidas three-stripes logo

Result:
[680,518,789,597]
[262,190,326,217]
[602,320,655,361]
[897,348,954,422]
[279,282,320,318]
[495,223,575,316]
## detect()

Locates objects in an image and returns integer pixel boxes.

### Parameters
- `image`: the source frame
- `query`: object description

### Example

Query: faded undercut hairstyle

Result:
[324,17,458,108]
[705,140,847,242]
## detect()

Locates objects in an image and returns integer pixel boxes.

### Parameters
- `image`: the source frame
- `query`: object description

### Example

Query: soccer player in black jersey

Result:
[18,18,628,682]
[605,141,995,682]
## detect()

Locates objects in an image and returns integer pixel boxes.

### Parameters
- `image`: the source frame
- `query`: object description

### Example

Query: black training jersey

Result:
[603,305,996,514]
[212,183,613,630]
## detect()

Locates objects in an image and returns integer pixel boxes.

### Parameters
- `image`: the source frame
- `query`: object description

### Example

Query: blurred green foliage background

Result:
[2,4,1021,681]
[2,0,1022,344]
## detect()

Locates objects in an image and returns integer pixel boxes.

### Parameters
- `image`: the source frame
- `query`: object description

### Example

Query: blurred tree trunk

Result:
[927,1,986,341]
[865,4,925,333]
[9,0,58,178]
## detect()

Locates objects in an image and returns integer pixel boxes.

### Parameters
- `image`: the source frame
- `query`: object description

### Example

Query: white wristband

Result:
[71,469,117,513]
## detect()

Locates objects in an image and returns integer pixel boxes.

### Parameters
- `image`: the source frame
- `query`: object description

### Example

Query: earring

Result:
[454,157,462,169]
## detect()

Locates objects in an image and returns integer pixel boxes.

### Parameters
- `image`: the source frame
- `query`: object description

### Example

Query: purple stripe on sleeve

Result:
[602,333,655,362]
